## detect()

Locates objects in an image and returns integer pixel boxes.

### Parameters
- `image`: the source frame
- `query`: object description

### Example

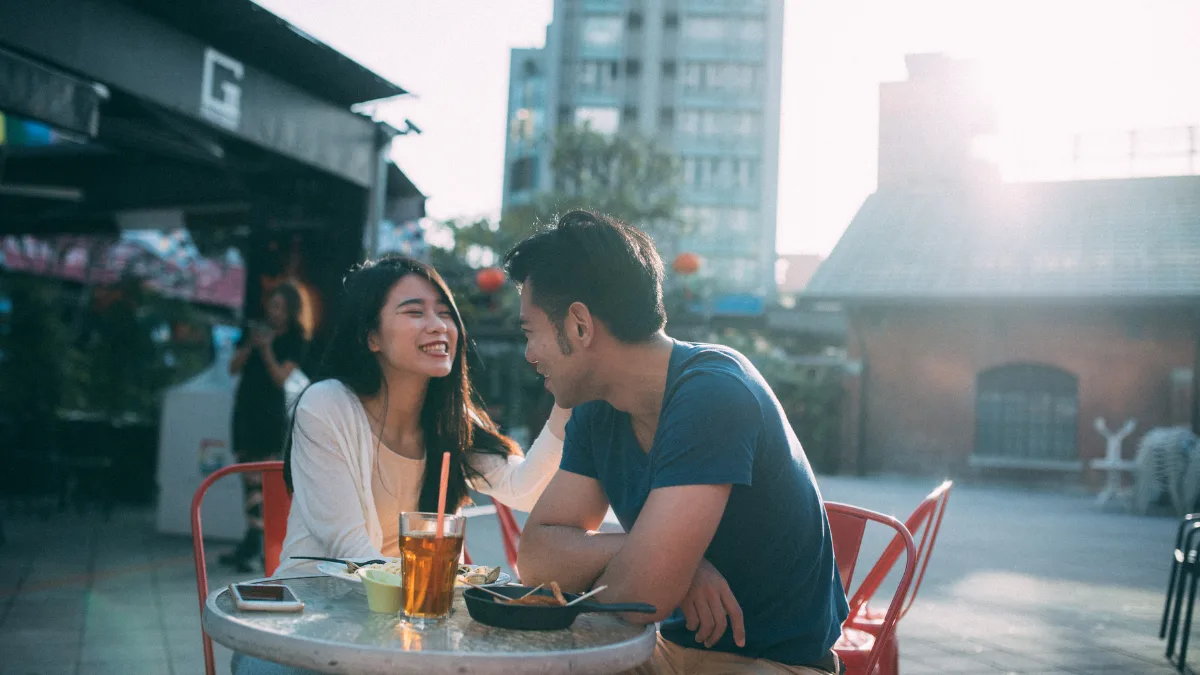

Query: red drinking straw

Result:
[435,451,450,539]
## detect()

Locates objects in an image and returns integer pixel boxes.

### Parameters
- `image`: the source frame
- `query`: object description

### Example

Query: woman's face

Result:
[265,292,289,332]
[368,275,458,379]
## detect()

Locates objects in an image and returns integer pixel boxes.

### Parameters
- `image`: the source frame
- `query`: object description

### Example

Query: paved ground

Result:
[0,475,1184,674]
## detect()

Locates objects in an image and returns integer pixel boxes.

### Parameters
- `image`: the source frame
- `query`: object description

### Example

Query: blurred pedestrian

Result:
[220,282,308,572]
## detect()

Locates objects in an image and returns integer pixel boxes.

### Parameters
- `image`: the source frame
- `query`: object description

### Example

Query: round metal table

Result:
[203,576,657,675]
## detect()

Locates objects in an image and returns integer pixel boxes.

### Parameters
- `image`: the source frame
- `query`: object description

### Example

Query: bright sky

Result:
[257,0,1200,256]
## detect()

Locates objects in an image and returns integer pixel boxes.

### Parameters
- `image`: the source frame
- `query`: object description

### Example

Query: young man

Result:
[505,211,849,674]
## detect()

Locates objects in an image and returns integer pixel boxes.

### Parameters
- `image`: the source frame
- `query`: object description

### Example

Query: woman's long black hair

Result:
[283,256,518,513]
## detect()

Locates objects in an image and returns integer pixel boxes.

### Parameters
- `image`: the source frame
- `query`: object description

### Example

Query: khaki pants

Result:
[620,635,836,674]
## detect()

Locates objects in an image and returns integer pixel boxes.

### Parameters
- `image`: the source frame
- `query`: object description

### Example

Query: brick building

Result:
[805,55,1200,481]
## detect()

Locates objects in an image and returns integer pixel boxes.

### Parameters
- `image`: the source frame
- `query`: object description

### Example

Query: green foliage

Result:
[700,327,845,474]
[1,272,221,424]
[0,276,67,424]
[446,125,686,267]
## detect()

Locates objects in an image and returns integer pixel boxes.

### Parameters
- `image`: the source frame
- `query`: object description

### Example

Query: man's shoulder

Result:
[675,344,760,395]
[676,341,755,376]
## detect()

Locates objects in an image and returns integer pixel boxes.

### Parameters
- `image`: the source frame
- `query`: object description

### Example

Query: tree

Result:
[449,124,686,265]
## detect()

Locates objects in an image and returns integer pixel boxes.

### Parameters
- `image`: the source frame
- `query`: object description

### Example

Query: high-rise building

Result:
[501,0,785,302]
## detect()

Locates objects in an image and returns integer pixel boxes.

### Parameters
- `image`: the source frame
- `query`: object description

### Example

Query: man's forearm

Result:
[518,525,625,593]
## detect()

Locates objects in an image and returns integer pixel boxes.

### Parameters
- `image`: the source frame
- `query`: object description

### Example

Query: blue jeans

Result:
[231,652,325,675]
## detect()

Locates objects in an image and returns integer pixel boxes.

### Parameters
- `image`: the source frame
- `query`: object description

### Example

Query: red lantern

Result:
[476,267,506,294]
[673,252,701,276]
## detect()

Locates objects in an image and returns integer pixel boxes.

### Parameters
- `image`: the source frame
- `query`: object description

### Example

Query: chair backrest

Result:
[849,480,952,619]
[261,468,292,576]
[493,500,522,574]
[826,501,917,675]
[191,461,288,675]
[828,508,867,593]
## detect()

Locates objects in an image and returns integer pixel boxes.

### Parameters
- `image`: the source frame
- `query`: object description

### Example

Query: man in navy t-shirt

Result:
[505,211,848,674]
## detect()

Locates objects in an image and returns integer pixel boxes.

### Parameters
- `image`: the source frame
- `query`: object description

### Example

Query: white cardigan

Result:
[274,379,562,575]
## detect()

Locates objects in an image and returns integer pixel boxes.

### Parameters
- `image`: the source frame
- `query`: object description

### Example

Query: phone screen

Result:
[236,584,292,602]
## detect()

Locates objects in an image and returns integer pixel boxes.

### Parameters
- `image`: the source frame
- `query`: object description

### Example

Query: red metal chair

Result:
[493,500,522,574]
[845,481,953,675]
[461,500,522,573]
[826,501,917,675]
[462,500,522,573]
[191,461,290,675]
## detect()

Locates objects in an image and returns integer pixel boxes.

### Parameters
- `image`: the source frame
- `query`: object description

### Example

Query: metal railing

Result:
[1000,125,1199,182]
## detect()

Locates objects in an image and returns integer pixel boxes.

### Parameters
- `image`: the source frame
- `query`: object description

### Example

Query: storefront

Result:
[0,0,425,516]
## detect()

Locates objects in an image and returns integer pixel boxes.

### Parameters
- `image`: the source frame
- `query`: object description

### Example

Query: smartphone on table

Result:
[229,583,304,612]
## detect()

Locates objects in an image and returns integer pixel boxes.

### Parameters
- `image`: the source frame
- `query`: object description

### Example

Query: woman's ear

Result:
[366,330,381,353]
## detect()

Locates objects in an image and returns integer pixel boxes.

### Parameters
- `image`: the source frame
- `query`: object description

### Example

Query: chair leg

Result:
[1168,562,1192,658]
[887,635,900,675]
[1181,570,1200,672]
[1164,553,1182,638]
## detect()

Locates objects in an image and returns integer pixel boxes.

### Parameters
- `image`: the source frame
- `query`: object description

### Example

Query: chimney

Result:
[877,54,998,191]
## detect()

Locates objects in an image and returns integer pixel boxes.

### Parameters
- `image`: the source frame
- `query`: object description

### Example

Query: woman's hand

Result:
[547,405,571,441]
[252,328,274,350]
[680,558,745,649]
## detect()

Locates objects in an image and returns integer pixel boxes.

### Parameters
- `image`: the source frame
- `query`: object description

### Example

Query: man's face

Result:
[519,280,588,409]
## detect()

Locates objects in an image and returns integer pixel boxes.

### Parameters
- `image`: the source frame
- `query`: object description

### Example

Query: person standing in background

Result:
[220,282,308,572]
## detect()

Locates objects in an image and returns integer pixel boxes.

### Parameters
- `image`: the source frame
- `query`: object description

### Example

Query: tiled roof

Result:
[805,175,1200,301]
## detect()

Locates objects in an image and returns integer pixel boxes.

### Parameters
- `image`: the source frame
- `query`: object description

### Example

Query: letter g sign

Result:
[200,47,244,130]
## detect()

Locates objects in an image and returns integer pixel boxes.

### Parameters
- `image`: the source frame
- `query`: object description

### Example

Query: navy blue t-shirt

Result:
[561,341,849,666]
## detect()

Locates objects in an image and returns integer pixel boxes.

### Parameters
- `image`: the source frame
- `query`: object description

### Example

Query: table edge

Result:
[203,579,658,675]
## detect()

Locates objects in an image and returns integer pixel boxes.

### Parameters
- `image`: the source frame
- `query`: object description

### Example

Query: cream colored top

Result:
[275,379,563,575]
[371,448,425,557]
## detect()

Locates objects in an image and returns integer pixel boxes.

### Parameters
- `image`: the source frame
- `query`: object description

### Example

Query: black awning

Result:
[111,0,407,107]
[0,47,102,138]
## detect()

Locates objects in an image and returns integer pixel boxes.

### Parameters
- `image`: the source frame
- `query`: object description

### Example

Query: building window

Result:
[664,12,679,29]
[627,11,643,29]
[575,107,620,134]
[682,17,725,42]
[975,363,1079,462]
[728,259,760,286]
[662,61,677,77]
[625,59,641,77]
[622,105,639,125]
[681,157,758,191]
[509,157,536,193]
[523,59,540,77]
[577,60,619,92]
[681,18,766,45]
[659,107,675,130]
[732,158,757,189]
[509,108,541,142]
[582,15,623,48]
[676,110,761,138]
[682,63,761,95]
[680,206,758,250]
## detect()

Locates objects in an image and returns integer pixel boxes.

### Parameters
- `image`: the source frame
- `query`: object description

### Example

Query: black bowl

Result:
[463,586,656,631]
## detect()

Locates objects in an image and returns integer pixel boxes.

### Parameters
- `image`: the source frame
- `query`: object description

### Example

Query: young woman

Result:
[221,282,308,572]
[272,256,567,574]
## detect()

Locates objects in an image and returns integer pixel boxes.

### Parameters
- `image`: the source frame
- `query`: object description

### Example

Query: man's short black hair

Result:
[503,210,666,343]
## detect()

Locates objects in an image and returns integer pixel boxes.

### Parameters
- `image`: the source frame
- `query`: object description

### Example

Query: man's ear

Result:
[566,301,594,348]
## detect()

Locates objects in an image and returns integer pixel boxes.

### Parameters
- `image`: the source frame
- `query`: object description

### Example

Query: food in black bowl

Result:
[463,584,656,631]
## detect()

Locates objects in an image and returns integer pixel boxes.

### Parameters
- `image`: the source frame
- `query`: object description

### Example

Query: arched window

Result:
[975,363,1079,462]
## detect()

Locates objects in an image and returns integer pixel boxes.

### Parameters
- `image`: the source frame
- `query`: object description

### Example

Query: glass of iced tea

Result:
[398,512,465,627]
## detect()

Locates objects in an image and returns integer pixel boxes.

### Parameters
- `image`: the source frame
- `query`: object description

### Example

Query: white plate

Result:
[314,559,395,583]
[315,560,511,587]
